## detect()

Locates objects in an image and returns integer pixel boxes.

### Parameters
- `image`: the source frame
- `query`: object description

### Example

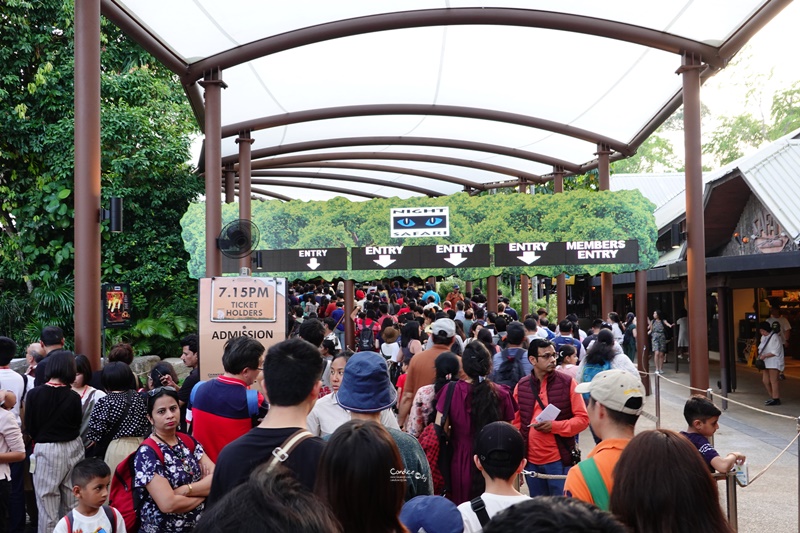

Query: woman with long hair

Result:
[399,321,423,362]
[622,312,637,362]
[315,420,408,533]
[24,350,83,533]
[72,354,107,450]
[134,387,215,532]
[405,352,460,438]
[577,329,639,382]
[477,327,499,355]
[610,429,734,533]
[435,342,516,504]
[648,310,672,375]
[608,312,625,344]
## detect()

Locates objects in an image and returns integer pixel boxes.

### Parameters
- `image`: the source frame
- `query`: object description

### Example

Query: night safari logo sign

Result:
[181,190,658,282]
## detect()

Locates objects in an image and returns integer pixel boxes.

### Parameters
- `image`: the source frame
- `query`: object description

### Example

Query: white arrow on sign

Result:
[307,258,321,270]
[443,252,467,266]
[517,251,541,265]
[373,255,396,268]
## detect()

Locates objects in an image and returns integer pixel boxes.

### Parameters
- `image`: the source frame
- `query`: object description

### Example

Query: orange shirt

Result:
[563,438,629,505]
[512,378,589,465]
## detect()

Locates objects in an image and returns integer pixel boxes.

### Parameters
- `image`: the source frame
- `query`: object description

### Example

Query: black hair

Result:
[585,329,616,366]
[321,338,339,356]
[427,352,461,425]
[588,396,641,428]
[322,317,336,331]
[101,361,136,392]
[528,338,554,358]
[556,344,577,365]
[44,349,77,384]
[431,331,453,346]
[505,322,525,345]
[181,334,199,354]
[71,457,111,488]
[523,318,538,331]
[40,326,64,347]
[0,336,17,366]
[683,395,722,425]
[299,318,326,348]
[400,321,420,348]
[146,386,180,416]
[484,496,628,533]
[74,354,93,385]
[221,336,265,374]
[150,362,178,389]
[558,319,572,332]
[263,338,324,407]
[592,318,605,329]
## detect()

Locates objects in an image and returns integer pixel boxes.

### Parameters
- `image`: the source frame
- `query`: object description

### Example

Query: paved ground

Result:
[578,355,800,533]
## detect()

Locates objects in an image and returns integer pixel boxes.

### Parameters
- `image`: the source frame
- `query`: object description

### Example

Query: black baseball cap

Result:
[476,422,525,468]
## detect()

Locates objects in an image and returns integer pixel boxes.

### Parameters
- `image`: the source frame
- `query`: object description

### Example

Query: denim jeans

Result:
[524,460,571,497]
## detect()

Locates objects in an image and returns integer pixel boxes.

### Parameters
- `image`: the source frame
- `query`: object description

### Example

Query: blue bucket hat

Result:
[400,496,464,533]
[336,351,397,413]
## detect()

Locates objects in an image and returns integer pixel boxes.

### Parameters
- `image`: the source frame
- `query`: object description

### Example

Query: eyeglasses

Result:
[535,354,558,360]
[148,386,176,397]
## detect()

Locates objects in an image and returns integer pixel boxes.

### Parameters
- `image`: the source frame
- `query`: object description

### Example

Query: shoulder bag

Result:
[418,381,456,496]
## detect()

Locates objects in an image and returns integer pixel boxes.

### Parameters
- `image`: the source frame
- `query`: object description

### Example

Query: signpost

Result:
[494,240,639,267]
[198,276,286,380]
[351,246,420,270]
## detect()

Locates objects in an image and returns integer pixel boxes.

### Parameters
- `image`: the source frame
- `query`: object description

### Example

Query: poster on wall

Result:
[197,276,286,381]
[102,283,132,329]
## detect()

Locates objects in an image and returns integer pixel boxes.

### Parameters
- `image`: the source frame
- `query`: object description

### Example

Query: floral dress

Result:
[406,384,436,438]
[651,319,667,352]
[134,435,205,532]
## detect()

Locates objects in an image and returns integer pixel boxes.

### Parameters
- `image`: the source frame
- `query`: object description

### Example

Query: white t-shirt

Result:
[53,507,127,533]
[380,342,401,362]
[0,368,26,426]
[457,492,530,533]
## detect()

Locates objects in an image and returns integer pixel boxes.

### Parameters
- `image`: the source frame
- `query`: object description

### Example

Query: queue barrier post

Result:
[712,471,738,532]
[654,372,661,429]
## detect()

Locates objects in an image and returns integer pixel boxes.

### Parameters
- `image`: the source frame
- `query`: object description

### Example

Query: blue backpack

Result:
[579,360,612,402]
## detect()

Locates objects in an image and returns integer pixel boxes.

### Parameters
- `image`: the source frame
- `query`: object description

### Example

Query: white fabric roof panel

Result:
[106,0,791,199]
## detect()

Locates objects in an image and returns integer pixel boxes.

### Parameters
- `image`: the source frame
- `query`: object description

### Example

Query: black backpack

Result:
[358,321,375,351]
[494,348,525,388]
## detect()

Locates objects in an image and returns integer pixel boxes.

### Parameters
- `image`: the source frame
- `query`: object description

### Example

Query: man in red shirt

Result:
[513,338,589,497]
[190,336,265,461]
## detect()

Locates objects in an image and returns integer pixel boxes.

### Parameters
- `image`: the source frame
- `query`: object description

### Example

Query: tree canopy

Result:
[0,0,202,352]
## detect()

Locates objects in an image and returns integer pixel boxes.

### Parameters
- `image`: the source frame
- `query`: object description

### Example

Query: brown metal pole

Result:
[237,131,253,274]
[199,70,226,278]
[487,277,498,313]
[598,143,613,319]
[680,54,709,392]
[465,281,473,295]
[553,166,567,320]
[717,286,730,403]
[521,275,530,319]
[75,0,102,370]
[224,165,236,203]
[344,279,355,350]
[635,269,650,394]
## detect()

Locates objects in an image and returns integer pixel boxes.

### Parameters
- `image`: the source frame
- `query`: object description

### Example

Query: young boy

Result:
[53,458,126,533]
[457,422,529,532]
[680,396,746,473]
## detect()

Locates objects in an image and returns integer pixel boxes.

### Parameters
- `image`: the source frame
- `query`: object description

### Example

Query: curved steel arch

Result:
[183,8,724,84]
[221,135,581,173]
[251,151,542,183]
[261,162,514,190]
[228,187,293,202]
[249,171,444,197]
[244,182,385,199]
[221,104,632,156]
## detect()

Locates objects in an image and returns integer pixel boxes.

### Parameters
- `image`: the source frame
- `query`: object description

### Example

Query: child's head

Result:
[474,421,526,482]
[683,396,721,438]
[71,458,111,511]
[557,344,577,366]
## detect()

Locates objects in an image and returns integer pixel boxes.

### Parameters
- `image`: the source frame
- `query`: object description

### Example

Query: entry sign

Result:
[419,244,490,268]
[280,248,348,272]
[495,240,640,267]
[199,277,287,381]
[352,246,420,270]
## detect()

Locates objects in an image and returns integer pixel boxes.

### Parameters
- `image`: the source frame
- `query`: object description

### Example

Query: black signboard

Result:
[352,246,420,270]
[417,243,491,268]
[277,248,348,272]
[102,283,132,329]
[494,240,639,267]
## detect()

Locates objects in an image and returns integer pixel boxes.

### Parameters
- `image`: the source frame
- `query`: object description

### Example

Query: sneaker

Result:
[765,399,782,406]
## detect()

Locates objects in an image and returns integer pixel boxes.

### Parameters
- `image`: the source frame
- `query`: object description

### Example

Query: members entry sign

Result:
[198,277,286,381]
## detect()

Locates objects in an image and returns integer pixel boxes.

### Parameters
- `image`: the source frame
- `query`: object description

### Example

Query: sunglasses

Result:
[148,386,176,397]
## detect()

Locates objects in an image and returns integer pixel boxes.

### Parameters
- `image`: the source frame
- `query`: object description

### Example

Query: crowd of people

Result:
[0,279,760,533]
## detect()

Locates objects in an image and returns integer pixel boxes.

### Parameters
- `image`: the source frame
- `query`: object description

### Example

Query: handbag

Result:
[418,381,456,495]
[754,333,774,371]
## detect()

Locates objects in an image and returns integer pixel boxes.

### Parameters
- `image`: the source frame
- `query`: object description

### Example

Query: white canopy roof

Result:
[103,0,795,200]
